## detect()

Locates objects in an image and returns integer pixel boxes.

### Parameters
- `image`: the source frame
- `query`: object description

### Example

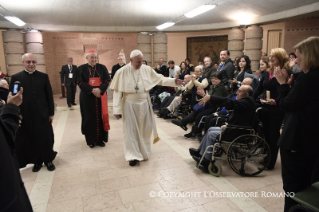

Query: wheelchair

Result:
[196,107,271,177]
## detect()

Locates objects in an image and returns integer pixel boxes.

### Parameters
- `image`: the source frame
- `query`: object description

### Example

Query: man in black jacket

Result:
[111,56,125,79]
[61,57,77,108]
[218,49,235,89]
[0,88,33,212]
[189,85,256,172]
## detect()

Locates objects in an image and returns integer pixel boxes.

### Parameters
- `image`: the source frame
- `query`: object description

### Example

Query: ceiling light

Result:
[156,22,175,30]
[184,4,216,18]
[3,16,26,26]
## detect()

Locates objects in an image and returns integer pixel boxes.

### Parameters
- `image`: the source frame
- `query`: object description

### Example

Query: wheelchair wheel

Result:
[208,161,222,177]
[226,134,270,176]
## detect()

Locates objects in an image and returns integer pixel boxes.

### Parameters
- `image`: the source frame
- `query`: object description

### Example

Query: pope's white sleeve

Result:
[113,90,122,115]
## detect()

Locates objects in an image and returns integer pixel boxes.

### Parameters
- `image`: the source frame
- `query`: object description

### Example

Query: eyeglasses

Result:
[25,60,37,64]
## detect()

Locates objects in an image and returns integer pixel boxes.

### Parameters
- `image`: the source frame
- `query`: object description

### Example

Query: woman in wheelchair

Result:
[171,72,228,138]
[189,84,256,172]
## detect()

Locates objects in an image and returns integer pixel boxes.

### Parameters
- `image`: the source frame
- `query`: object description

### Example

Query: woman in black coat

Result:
[252,48,292,170]
[275,36,319,212]
[230,55,252,91]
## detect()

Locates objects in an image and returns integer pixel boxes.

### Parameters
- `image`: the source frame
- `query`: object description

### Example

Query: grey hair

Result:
[22,53,37,61]
[194,65,203,72]
[67,57,73,61]
[0,79,8,87]
[86,52,98,57]
[203,56,212,62]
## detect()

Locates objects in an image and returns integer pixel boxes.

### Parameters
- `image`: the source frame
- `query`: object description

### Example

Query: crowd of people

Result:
[0,37,318,211]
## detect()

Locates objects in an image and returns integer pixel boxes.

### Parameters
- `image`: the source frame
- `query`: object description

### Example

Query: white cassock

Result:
[110,63,176,161]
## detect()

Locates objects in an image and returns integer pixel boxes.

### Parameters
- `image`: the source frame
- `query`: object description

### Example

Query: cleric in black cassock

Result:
[9,53,57,172]
[77,50,111,148]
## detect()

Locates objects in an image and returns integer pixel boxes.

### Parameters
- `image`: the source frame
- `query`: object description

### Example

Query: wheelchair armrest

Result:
[226,124,253,130]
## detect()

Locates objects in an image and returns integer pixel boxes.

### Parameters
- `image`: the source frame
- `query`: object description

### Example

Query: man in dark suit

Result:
[9,53,57,172]
[61,57,77,108]
[189,85,256,172]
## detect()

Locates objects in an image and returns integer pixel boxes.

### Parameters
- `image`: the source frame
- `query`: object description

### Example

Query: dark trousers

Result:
[280,147,319,212]
[66,85,76,105]
[181,107,216,134]
[261,105,285,169]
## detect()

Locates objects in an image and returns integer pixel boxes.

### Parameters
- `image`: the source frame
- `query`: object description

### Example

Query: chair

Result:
[289,182,319,212]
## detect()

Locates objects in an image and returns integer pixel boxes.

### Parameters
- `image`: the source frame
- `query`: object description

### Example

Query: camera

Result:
[13,81,21,95]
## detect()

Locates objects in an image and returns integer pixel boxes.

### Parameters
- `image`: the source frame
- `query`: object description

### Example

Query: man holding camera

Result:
[9,53,57,172]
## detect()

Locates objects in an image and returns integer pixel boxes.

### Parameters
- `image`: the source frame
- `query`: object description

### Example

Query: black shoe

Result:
[129,160,139,166]
[189,148,200,157]
[88,144,95,148]
[184,132,195,139]
[72,103,76,105]
[171,120,188,131]
[68,104,71,108]
[45,162,55,171]
[32,163,42,172]
[97,142,105,147]
[198,164,209,173]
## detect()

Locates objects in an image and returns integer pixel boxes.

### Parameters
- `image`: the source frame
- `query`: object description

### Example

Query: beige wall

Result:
[166,23,286,65]
[260,22,286,55]
[0,30,7,75]
[166,30,229,65]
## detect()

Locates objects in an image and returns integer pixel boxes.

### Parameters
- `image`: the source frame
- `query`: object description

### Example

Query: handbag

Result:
[193,103,206,112]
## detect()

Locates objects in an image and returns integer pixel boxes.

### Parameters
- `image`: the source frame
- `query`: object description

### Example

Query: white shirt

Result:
[169,65,181,78]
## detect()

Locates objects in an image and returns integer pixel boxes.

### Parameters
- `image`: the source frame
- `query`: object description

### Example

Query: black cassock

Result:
[9,70,57,168]
[77,63,110,145]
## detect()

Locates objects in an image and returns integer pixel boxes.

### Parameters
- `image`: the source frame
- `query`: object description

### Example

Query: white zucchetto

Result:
[130,49,143,58]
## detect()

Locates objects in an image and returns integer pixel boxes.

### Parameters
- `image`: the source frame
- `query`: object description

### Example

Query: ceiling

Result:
[0,0,318,32]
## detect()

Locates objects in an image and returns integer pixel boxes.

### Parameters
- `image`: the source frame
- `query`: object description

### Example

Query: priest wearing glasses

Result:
[77,50,111,148]
[110,49,184,166]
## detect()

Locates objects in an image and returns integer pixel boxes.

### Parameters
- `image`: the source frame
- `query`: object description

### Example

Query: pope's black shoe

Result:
[32,163,42,172]
[45,162,56,171]
[129,160,139,166]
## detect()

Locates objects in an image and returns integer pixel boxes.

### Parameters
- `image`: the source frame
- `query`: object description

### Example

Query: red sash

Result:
[101,92,110,131]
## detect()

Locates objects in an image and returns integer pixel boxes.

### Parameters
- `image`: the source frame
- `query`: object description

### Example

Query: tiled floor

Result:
[20,92,285,212]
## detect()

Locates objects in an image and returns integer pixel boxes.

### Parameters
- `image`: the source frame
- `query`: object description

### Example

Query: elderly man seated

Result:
[0,79,9,102]
[158,74,191,118]
[190,84,256,172]
[200,77,253,138]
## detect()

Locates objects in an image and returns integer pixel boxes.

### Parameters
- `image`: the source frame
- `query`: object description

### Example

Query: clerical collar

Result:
[24,69,36,74]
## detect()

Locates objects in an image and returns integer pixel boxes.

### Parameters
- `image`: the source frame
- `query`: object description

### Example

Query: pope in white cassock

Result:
[110,50,184,166]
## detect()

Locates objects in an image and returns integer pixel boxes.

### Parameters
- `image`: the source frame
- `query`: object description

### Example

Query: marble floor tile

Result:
[203,198,242,212]
[82,191,123,212]
[98,167,143,181]
[49,182,96,203]
[52,171,99,189]
[132,196,195,212]
[95,176,131,194]
[119,183,163,204]
[127,171,165,188]
[46,197,83,212]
